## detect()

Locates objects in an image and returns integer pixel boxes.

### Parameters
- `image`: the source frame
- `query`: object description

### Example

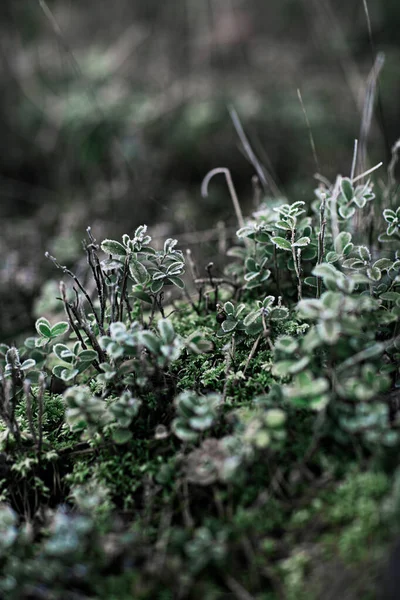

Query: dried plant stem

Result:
[201,168,248,244]
[351,161,383,184]
[330,178,341,242]
[297,88,320,173]
[316,194,327,298]
[350,139,358,180]
[222,334,236,403]
[229,106,269,193]
[243,334,261,376]
[291,229,302,301]
[46,252,103,333]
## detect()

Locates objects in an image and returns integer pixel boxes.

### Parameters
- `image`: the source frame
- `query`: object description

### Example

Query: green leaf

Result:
[172,419,198,442]
[342,242,354,256]
[35,318,51,338]
[158,319,175,344]
[129,260,148,284]
[50,322,69,337]
[304,276,318,288]
[61,368,80,381]
[221,319,237,333]
[341,177,354,202]
[244,271,260,282]
[101,239,127,256]
[312,263,339,278]
[78,350,98,362]
[237,226,255,238]
[224,301,235,316]
[166,261,185,275]
[131,289,153,304]
[150,279,164,294]
[139,332,160,354]
[275,220,292,231]
[366,266,381,281]
[380,292,400,302]
[353,195,367,208]
[373,258,393,271]
[378,233,396,243]
[358,245,371,262]
[254,231,272,243]
[272,360,296,377]
[52,365,77,380]
[297,299,321,318]
[189,415,214,431]
[293,237,310,247]
[270,237,292,251]
[53,343,75,362]
[290,201,305,212]
[167,276,185,290]
[342,258,364,269]
[20,359,36,371]
[270,307,290,321]
[243,311,260,327]
[334,231,352,255]
[111,428,133,445]
[383,209,396,223]
[317,320,341,343]
[338,205,355,219]
[325,251,339,263]
[275,336,298,354]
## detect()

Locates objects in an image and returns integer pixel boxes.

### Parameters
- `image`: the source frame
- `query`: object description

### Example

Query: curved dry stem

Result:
[201,167,246,231]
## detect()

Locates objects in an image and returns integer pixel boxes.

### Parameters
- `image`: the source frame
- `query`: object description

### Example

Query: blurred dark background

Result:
[0,0,399,341]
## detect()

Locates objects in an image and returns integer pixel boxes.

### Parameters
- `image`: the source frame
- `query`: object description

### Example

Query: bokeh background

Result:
[1,0,399,341]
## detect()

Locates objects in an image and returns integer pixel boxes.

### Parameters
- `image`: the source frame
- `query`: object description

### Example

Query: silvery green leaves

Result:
[338,400,400,447]
[52,342,98,382]
[341,244,398,284]
[35,318,69,347]
[216,301,246,338]
[333,231,353,258]
[235,406,287,451]
[312,263,355,293]
[64,386,141,444]
[272,334,311,377]
[172,390,222,443]
[282,371,329,411]
[64,386,110,438]
[382,207,400,238]
[108,391,141,444]
[336,361,390,402]
[101,225,152,256]
[273,200,306,220]
[244,255,271,289]
[270,201,311,253]
[216,296,289,339]
[297,290,379,344]
[337,177,375,220]
[243,296,289,336]
[98,319,183,388]
[185,331,213,354]
[101,226,185,300]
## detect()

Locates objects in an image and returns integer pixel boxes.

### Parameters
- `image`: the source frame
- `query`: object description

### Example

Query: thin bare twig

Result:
[297,88,320,173]
[201,168,248,239]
